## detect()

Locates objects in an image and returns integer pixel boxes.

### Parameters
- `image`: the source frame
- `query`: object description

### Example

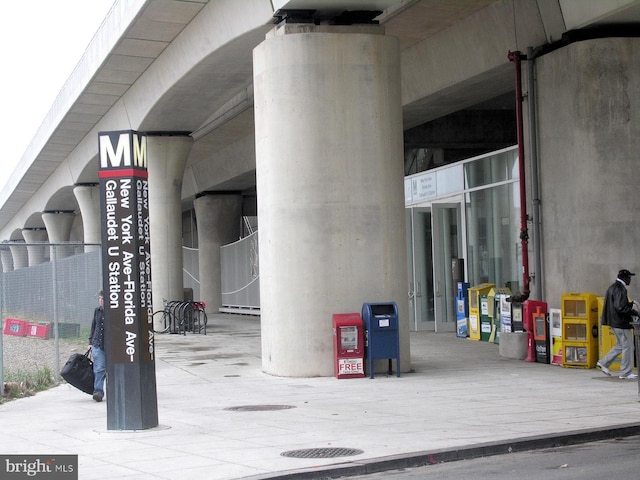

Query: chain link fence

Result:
[0,244,102,395]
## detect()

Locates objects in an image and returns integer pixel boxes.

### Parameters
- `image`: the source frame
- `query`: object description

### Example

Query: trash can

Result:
[362,302,400,379]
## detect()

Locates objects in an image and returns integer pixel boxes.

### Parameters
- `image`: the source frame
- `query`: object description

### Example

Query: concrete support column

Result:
[253,24,409,377]
[193,193,243,313]
[42,211,76,260]
[73,184,101,252]
[22,228,47,266]
[9,241,28,270]
[1,246,14,272]
[147,134,193,314]
[535,38,640,298]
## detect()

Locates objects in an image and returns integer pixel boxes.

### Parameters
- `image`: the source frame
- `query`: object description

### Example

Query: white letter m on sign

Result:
[99,131,147,169]
[100,133,131,168]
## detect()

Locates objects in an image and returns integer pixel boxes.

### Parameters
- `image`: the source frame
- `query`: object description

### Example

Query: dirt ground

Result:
[2,331,88,379]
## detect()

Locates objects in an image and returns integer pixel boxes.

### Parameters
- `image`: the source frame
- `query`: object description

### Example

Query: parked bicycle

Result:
[152,299,207,335]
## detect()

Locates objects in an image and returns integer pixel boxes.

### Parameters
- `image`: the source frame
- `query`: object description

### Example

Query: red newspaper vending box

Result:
[523,300,548,331]
[332,313,365,379]
[522,300,548,362]
[531,305,550,363]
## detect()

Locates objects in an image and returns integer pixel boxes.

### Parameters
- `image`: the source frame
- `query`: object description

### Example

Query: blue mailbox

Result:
[362,302,400,379]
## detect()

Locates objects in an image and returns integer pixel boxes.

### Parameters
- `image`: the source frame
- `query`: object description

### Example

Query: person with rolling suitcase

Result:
[88,291,106,402]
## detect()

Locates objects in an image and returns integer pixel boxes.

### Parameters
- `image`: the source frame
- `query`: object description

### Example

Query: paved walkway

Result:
[1,314,639,480]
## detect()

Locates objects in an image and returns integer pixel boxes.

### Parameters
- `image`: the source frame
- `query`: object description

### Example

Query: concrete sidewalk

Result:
[1,314,639,480]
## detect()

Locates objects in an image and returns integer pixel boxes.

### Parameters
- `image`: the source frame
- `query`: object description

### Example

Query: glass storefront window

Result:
[405,145,520,331]
[464,148,518,189]
[437,164,463,197]
[465,182,520,290]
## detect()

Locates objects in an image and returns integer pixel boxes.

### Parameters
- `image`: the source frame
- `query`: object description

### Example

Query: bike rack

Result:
[154,300,208,335]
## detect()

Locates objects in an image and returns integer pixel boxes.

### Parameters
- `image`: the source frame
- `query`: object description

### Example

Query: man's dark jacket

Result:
[602,280,638,329]
[89,306,105,349]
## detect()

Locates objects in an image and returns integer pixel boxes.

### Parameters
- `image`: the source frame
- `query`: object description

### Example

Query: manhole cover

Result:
[225,405,296,411]
[281,448,363,458]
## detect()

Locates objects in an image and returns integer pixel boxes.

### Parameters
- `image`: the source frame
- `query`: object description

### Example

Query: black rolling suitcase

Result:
[60,349,94,394]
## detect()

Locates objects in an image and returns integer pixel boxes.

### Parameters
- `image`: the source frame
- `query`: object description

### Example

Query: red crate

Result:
[27,323,51,340]
[3,318,28,336]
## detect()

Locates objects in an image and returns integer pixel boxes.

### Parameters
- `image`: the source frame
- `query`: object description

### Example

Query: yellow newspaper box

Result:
[468,283,494,341]
[561,292,598,368]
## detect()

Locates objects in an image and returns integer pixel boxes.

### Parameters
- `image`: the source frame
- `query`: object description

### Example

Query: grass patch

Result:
[1,366,57,404]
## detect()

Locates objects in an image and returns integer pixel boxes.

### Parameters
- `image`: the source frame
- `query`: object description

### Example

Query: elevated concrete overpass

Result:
[1,0,640,377]
[0,0,504,229]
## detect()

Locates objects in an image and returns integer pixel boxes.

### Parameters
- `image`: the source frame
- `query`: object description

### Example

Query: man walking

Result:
[88,291,106,401]
[598,269,639,380]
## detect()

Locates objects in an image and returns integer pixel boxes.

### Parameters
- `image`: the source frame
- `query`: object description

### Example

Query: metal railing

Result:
[220,230,260,314]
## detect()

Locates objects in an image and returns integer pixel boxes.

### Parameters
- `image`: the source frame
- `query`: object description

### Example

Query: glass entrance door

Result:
[408,208,434,331]
[432,202,464,333]
[408,200,464,332]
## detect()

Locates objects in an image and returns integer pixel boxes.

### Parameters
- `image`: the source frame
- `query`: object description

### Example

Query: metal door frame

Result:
[408,196,467,332]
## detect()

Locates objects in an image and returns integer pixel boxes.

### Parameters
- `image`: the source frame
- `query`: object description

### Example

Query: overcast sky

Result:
[0,0,115,192]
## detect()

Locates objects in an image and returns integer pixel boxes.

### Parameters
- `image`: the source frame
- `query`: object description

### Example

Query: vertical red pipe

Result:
[508,50,530,301]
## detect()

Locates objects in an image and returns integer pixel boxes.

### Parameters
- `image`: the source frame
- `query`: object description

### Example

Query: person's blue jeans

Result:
[92,346,106,396]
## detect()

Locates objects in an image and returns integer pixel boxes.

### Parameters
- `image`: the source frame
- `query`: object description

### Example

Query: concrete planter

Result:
[499,331,528,360]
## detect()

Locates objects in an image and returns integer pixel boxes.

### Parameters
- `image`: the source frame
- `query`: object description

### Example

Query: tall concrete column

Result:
[253,24,409,377]
[42,211,76,260]
[8,241,28,270]
[535,38,640,299]
[21,228,47,266]
[1,246,14,272]
[147,134,193,314]
[193,193,243,313]
[73,184,101,252]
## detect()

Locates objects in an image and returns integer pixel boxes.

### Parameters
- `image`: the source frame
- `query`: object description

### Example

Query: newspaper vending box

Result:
[333,313,365,379]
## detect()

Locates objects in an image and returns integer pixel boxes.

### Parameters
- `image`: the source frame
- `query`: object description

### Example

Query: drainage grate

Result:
[225,405,296,411]
[281,448,363,459]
